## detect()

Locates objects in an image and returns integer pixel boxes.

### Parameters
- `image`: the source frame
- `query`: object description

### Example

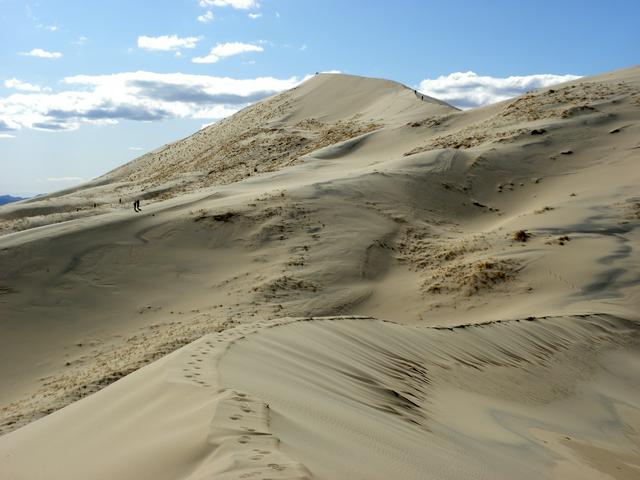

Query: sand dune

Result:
[1,315,638,479]
[1,66,640,478]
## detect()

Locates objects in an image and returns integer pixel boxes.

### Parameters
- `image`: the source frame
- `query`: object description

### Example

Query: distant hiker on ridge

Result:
[133,199,141,212]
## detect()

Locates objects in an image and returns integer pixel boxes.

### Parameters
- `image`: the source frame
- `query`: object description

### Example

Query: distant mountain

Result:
[0,195,26,205]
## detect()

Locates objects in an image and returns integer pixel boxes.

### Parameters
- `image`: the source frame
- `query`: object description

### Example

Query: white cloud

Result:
[198,10,214,23]
[299,44,307,51]
[38,24,58,32]
[418,71,581,109]
[248,13,262,19]
[20,48,62,59]
[73,35,89,45]
[137,35,200,51]
[192,54,219,64]
[193,41,263,64]
[212,42,263,56]
[4,78,51,93]
[0,133,14,139]
[198,0,258,9]
[0,71,302,132]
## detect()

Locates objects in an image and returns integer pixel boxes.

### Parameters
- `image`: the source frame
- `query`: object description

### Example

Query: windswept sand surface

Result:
[1,67,640,478]
[1,315,638,479]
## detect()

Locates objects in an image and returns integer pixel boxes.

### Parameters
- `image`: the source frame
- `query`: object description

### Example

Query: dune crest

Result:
[1,315,638,479]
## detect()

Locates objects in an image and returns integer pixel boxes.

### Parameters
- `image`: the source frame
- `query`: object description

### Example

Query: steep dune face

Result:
[1,67,640,477]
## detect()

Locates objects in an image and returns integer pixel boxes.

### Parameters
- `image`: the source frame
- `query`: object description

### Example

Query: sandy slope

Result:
[1,67,640,478]
[1,315,638,479]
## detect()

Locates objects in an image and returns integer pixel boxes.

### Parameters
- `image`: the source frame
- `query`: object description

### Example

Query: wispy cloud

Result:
[248,13,262,19]
[19,48,62,59]
[198,0,258,9]
[197,10,214,23]
[0,71,302,131]
[193,41,263,64]
[37,24,58,32]
[73,35,89,46]
[0,133,14,139]
[4,78,51,93]
[137,35,200,51]
[418,71,581,109]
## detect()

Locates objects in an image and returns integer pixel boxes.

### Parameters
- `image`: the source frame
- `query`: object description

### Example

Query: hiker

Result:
[133,199,140,212]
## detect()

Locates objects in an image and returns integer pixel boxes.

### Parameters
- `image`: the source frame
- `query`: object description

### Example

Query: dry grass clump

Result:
[512,230,530,242]
[0,314,238,435]
[423,259,519,296]
[404,127,528,156]
[407,113,453,128]
[396,228,490,271]
[499,82,632,122]
[534,206,554,214]
[546,235,571,246]
[395,228,519,297]
[253,275,320,300]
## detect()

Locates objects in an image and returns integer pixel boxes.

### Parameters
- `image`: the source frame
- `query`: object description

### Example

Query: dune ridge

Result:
[0,314,638,479]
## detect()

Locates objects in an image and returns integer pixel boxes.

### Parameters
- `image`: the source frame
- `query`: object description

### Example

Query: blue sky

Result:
[1,0,639,196]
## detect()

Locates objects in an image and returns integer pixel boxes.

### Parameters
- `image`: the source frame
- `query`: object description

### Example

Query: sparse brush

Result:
[512,230,529,242]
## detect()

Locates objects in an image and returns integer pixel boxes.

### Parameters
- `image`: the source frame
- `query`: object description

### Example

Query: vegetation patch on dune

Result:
[119,96,380,194]
[253,275,321,300]
[403,80,635,157]
[0,314,238,435]
[396,227,520,298]
[423,259,520,296]
[499,81,633,121]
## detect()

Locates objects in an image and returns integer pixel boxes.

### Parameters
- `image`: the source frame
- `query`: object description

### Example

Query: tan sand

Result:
[1,67,640,478]
[1,315,638,479]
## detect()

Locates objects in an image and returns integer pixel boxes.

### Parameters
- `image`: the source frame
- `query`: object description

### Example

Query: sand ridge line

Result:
[216,314,640,479]
[168,315,378,388]
[168,317,377,479]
